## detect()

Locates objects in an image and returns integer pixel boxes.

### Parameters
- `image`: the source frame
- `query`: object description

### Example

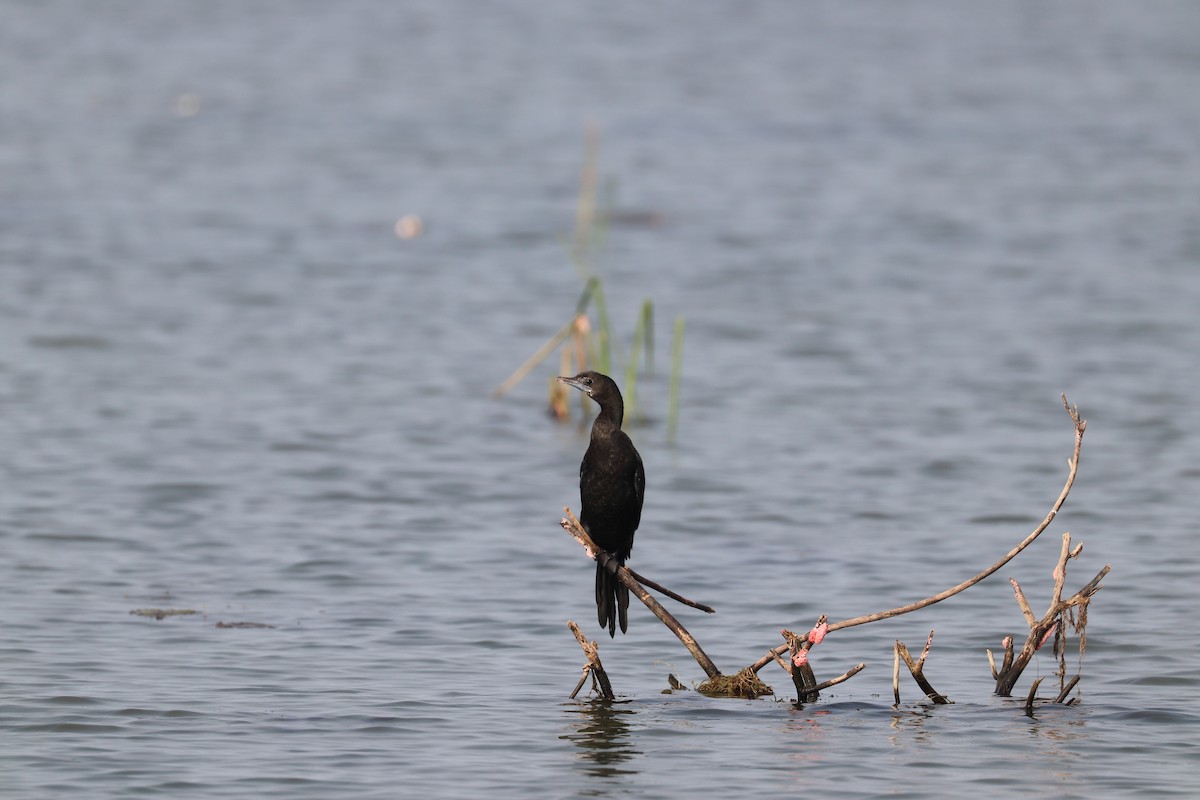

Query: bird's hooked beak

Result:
[557,375,591,396]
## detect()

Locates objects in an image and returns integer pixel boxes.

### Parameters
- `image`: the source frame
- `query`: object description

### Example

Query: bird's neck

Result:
[592,400,624,434]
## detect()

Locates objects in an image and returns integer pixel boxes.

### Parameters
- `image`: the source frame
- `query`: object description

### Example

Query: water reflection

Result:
[783,706,833,761]
[889,705,937,746]
[561,701,640,778]
[1024,706,1091,753]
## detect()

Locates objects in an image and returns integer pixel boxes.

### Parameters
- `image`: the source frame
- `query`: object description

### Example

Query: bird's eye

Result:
[583,377,593,385]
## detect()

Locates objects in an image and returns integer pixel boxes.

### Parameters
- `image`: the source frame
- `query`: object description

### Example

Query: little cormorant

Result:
[558,371,645,637]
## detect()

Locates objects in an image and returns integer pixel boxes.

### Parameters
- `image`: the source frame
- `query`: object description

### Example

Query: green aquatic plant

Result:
[495,128,685,436]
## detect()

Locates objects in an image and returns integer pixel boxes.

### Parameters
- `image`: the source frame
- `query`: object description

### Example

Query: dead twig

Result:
[568,620,614,700]
[626,566,715,614]
[813,663,866,692]
[895,631,951,704]
[493,316,579,399]
[994,530,1109,697]
[1024,676,1044,714]
[986,635,1016,683]
[752,395,1087,674]
[1055,675,1081,704]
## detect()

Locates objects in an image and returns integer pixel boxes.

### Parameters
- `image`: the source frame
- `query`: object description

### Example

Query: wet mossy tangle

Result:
[698,668,774,700]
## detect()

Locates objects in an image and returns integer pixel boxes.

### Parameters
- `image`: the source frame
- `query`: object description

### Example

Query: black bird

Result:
[558,371,645,637]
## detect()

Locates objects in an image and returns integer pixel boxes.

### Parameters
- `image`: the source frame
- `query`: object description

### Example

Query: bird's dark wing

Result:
[631,452,645,529]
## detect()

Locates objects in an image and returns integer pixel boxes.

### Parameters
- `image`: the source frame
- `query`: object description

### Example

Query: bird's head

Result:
[557,371,619,403]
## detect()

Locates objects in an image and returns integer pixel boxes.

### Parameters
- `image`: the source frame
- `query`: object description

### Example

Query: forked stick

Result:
[895,631,951,704]
[568,620,614,700]
[994,530,1109,697]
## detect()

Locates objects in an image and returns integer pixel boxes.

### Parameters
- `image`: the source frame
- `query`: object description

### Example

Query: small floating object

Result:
[214,621,274,629]
[394,214,424,239]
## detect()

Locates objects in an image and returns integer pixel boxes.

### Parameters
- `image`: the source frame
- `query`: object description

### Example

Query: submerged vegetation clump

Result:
[697,668,774,700]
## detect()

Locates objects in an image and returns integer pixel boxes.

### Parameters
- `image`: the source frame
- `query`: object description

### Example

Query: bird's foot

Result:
[593,549,621,573]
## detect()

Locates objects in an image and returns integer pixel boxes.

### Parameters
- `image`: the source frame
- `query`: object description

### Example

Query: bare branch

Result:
[1024,676,1044,714]
[1050,532,1072,608]
[813,663,866,692]
[896,634,951,704]
[1011,579,1037,626]
[492,317,578,398]
[568,620,614,700]
[893,644,902,705]
[994,528,1111,697]
[918,629,935,666]
[626,566,715,614]
[1001,636,1014,677]
[1055,675,1081,703]
[569,669,589,699]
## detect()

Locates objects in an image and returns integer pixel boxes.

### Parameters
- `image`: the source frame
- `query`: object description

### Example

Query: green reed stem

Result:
[640,299,654,375]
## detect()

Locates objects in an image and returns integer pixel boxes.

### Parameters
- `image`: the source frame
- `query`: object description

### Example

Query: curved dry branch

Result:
[752,395,1086,673]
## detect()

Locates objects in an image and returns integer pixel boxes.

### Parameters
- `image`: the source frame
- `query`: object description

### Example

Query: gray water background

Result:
[2,2,1199,797]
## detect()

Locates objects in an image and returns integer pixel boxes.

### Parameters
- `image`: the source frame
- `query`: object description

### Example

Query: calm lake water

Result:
[2,2,1199,797]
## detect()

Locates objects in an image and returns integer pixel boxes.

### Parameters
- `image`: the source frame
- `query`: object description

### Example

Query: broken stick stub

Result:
[781,625,822,703]
[894,632,951,705]
[568,620,614,700]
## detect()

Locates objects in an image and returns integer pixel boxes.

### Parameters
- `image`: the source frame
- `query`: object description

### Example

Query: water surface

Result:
[2,2,1199,797]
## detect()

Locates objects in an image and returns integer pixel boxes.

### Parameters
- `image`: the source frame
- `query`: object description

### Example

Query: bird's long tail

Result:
[595,558,629,637]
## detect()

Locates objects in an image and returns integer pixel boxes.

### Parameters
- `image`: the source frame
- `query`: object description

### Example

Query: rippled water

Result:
[2,2,1199,797]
